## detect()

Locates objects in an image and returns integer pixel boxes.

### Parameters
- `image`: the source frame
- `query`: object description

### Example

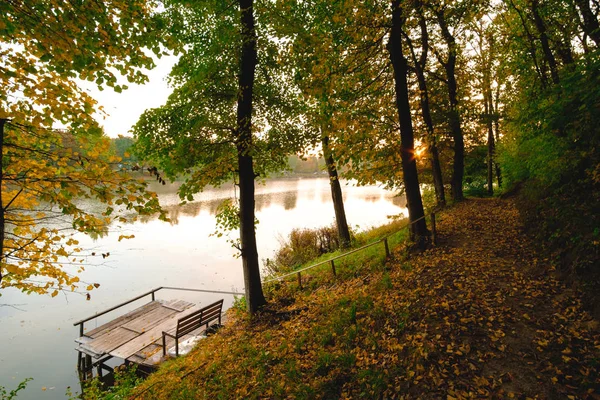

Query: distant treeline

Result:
[111,137,326,176]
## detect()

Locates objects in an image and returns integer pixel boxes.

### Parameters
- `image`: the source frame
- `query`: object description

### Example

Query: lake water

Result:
[0,177,406,399]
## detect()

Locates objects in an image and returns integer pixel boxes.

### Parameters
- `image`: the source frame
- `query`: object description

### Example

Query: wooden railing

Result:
[73,286,243,336]
[263,213,437,289]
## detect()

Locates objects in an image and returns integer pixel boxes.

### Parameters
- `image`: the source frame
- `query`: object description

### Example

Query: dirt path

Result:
[395,197,600,399]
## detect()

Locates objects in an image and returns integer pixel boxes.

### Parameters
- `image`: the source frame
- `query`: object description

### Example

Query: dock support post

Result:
[330,259,336,276]
[77,351,82,372]
[383,237,390,258]
[85,355,92,380]
[297,272,302,289]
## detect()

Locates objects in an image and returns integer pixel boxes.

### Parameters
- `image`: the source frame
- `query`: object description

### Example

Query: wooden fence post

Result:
[330,259,336,276]
[383,237,390,258]
[297,272,302,289]
[431,213,437,246]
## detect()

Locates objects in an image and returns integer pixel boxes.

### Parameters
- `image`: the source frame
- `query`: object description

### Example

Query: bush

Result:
[267,224,352,274]
[498,52,600,315]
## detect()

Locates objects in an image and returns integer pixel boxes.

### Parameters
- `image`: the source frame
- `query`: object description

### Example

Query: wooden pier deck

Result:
[76,299,201,367]
[73,286,241,378]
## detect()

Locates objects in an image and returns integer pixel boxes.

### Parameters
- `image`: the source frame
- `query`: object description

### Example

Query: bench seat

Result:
[162,299,223,357]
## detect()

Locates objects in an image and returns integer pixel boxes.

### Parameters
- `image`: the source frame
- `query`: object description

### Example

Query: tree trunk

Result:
[414,10,445,208]
[574,0,600,47]
[485,92,495,196]
[322,135,351,249]
[531,0,560,85]
[437,11,464,202]
[493,86,502,187]
[429,140,445,207]
[388,0,428,245]
[0,119,5,285]
[507,0,548,87]
[236,0,266,314]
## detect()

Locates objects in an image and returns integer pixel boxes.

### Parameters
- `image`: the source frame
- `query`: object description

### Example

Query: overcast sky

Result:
[84,55,179,138]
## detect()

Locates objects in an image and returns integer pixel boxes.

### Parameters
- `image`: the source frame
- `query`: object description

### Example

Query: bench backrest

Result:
[176,299,223,337]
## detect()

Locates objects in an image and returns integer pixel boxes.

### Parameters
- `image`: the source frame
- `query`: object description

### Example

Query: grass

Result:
[264,217,412,291]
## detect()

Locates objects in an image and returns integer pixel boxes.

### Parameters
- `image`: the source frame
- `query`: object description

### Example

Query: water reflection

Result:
[391,194,407,208]
[364,194,381,203]
[140,178,406,226]
[281,191,297,210]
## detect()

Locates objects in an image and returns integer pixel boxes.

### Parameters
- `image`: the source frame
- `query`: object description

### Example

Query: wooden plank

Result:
[126,354,148,365]
[81,327,139,356]
[74,345,104,359]
[134,328,205,366]
[133,343,163,365]
[161,299,194,312]
[75,335,93,345]
[84,301,162,338]
[121,301,194,333]
[121,306,178,333]
[110,305,202,359]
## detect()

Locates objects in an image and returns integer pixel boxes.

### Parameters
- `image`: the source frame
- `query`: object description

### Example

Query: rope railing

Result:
[263,213,435,288]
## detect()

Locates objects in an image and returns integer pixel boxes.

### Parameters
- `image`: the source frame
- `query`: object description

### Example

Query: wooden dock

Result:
[73,286,241,380]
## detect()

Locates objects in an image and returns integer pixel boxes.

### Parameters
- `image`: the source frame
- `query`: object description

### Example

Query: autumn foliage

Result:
[128,199,599,399]
[0,123,166,295]
[0,1,173,295]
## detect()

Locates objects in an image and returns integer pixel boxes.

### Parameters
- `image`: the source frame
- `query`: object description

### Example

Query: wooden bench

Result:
[162,299,224,357]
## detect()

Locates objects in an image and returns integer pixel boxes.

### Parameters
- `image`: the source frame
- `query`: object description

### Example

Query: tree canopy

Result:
[4,0,599,304]
[0,1,172,295]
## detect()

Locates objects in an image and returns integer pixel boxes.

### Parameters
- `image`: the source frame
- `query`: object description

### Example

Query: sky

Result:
[83,55,179,138]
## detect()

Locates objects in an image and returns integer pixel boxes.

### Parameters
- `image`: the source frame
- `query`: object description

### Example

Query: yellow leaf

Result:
[51,290,58,298]
[86,285,94,291]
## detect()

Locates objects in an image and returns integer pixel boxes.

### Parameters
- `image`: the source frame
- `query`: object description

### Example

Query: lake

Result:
[0,177,406,399]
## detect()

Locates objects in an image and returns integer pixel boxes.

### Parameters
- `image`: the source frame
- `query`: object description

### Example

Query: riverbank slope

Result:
[127,197,599,399]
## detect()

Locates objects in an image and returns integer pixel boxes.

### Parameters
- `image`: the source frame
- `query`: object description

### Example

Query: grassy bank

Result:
[263,218,412,289]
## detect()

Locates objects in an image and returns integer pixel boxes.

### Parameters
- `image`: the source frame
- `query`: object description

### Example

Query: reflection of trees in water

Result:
[137,190,302,225]
[363,194,381,203]
[255,192,273,212]
[391,194,407,208]
[320,190,330,203]
[138,198,224,225]
[281,191,297,210]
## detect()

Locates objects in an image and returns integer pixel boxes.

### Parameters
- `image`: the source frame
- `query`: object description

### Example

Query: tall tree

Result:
[497,0,600,292]
[322,134,351,248]
[388,0,428,243]
[431,3,466,202]
[574,0,600,46]
[236,0,266,313]
[0,1,170,295]
[471,17,500,195]
[273,0,360,248]
[134,0,308,314]
[405,0,446,207]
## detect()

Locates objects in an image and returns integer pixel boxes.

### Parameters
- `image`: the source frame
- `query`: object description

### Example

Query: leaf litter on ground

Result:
[129,198,600,400]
